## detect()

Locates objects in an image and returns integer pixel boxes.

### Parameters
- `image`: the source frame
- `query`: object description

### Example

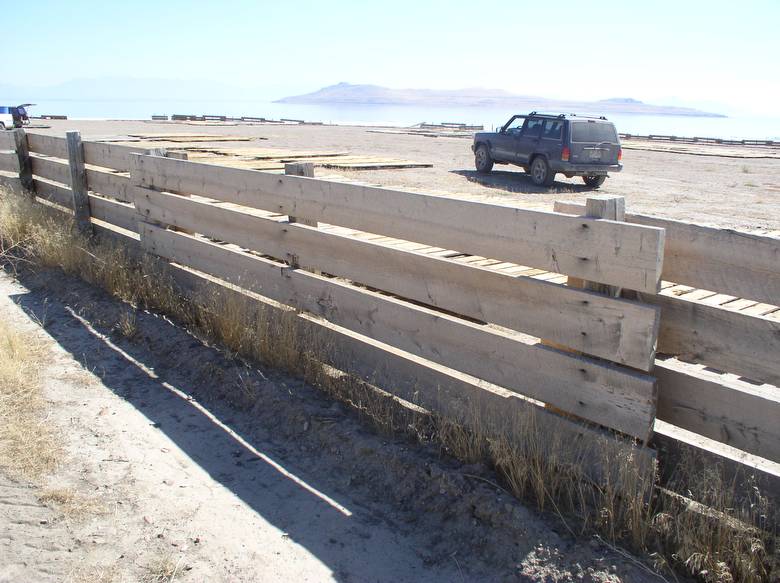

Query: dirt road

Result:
[26,119,780,232]
[0,269,660,582]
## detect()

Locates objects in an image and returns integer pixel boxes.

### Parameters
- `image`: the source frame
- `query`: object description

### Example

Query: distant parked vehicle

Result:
[0,104,33,129]
[472,112,622,187]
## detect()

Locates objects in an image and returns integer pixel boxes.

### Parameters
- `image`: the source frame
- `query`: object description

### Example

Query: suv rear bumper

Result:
[551,161,623,175]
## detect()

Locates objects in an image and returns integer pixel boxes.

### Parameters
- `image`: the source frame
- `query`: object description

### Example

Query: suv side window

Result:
[505,117,525,135]
[521,118,544,138]
[542,120,563,140]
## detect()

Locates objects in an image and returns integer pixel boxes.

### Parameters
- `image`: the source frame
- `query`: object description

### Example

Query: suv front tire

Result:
[474,144,494,174]
[530,156,555,186]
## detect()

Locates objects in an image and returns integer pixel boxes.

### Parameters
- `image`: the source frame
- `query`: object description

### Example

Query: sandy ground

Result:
[0,268,665,583]
[26,119,780,232]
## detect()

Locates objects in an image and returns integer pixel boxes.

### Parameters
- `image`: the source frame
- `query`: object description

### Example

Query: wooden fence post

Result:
[66,131,92,235]
[12,129,34,193]
[567,195,626,297]
[285,163,318,227]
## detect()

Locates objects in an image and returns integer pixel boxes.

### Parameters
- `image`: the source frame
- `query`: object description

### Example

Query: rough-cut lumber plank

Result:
[655,359,780,463]
[131,155,665,293]
[12,130,33,192]
[66,132,92,235]
[31,156,71,185]
[646,291,780,385]
[167,259,657,485]
[653,421,780,504]
[83,141,146,172]
[134,188,660,370]
[141,223,658,437]
[26,133,68,159]
[85,168,132,202]
[555,200,780,305]
[0,131,14,150]
[88,195,138,232]
[33,179,73,208]
[285,163,317,227]
[0,151,20,173]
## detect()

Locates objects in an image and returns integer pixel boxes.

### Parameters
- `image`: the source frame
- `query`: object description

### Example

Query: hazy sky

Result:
[2,0,778,114]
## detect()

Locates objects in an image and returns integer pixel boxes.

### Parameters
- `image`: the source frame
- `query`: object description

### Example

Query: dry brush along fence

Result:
[1,128,779,512]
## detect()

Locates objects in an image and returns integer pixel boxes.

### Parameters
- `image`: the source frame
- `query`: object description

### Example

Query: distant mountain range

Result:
[277,83,726,117]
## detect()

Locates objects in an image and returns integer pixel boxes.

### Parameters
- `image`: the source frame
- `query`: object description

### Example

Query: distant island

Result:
[277,83,726,118]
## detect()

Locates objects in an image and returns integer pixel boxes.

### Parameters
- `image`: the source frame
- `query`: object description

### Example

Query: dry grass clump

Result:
[141,553,186,583]
[38,487,105,521]
[0,317,60,481]
[1,187,777,582]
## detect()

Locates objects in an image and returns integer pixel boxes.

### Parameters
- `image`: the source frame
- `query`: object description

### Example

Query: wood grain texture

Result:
[83,141,146,172]
[655,359,780,463]
[31,156,71,186]
[131,154,665,293]
[646,291,780,386]
[66,132,91,234]
[134,188,660,370]
[555,200,780,305]
[85,168,133,202]
[12,130,33,191]
[0,151,20,173]
[0,131,14,150]
[26,133,68,159]
[33,179,73,208]
[88,195,138,232]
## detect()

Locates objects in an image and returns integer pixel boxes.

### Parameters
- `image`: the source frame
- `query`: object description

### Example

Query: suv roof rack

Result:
[527,111,608,121]
[565,112,609,121]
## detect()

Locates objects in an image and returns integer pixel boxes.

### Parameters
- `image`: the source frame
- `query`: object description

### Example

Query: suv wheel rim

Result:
[476,149,485,165]
[532,159,546,183]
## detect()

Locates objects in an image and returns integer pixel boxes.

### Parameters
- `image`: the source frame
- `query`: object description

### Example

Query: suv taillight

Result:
[561,146,570,161]
[618,148,622,161]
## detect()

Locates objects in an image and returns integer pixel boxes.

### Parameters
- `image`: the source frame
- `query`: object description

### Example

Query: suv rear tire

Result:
[474,144,493,174]
[583,175,606,188]
[530,156,555,186]
[0,123,5,131]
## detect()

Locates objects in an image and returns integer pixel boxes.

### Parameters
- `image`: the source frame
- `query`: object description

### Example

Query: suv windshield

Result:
[570,122,618,143]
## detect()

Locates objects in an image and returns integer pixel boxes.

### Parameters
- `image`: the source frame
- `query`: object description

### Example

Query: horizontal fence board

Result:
[647,292,780,386]
[83,141,146,172]
[131,155,665,293]
[141,223,658,438]
[656,360,780,463]
[33,179,73,208]
[0,131,15,150]
[555,200,780,305]
[89,195,138,232]
[167,260,657,485]
[26,133,68,159]
[86,168,132,202]
[0,151,20,173]
[135,188,659,370]
[31,156,71,186]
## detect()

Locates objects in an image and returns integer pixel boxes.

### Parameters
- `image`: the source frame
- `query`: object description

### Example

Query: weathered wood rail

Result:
[1,129,778,491]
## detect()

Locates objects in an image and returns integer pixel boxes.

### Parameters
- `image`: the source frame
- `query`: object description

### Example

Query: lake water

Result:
[24,99,780,141]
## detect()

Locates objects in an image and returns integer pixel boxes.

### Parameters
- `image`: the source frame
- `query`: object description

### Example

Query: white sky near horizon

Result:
[1,0,778,116]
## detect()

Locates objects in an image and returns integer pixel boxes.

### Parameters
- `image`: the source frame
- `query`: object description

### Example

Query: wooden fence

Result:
[1,128,778,488]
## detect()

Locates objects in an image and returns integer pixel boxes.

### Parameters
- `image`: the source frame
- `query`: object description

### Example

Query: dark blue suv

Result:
[472,112,623,187]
